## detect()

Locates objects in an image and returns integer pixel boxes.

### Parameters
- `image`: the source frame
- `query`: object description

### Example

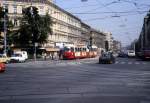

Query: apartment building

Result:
[0,0,113,53]
[81,22,91,45]
[0,0,82,49]
[91,28,106,50]
[113,40,121,53]
[104,32,114,51]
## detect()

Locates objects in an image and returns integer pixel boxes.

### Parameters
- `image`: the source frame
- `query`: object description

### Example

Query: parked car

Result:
[127,50,135,57]
[99,52,115,64]
[0,54,10,63]
[14,51,28,60]
[10,54,26,63]
[0,62,6,73]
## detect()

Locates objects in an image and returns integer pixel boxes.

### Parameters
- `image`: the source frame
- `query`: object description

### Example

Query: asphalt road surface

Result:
[0,57,150,103]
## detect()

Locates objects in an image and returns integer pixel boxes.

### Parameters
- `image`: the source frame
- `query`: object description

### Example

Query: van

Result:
[127,50,135,57]
[14,51,28,60]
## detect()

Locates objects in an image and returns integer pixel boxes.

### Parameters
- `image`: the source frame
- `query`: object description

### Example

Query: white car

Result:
[14,51,28,60]
[10,54,26,63]
[127,50,135,57]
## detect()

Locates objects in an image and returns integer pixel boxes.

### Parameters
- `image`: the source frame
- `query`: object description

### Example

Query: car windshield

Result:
[12,54,22,57]
[0,55,3,57]
[102,53,112,58]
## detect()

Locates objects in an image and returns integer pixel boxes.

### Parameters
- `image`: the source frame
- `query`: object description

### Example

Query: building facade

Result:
[0,0,113,53]
[91,28,106,50]
[0,0,82,48]
[81,22,91,45]
[104,32,113,51]
[113,40,121,53]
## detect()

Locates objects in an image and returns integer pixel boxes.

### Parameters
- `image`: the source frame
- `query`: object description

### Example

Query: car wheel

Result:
[110,61,113,64]
[5,60,9,64]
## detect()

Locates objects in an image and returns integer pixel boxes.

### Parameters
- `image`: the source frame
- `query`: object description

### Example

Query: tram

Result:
[61,44,98,60]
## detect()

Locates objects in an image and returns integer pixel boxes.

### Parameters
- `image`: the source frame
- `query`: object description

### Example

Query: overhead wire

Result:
[119,0,146,14]
[119,0,150,7]
[83,12,144,21]
[72,10,148,15]
[63,4,100,10]
[80,0,120,14]
[94,0,142,43]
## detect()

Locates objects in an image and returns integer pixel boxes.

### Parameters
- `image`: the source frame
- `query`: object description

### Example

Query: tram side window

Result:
[82,48,84,51]
[71,47,74,52]
[79,48,82,51]
[75,48,78,52]
[85,48,87,51]
[83,48,86,51]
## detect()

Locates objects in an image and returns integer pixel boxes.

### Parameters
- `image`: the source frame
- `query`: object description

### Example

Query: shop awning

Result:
[46,48,60,52]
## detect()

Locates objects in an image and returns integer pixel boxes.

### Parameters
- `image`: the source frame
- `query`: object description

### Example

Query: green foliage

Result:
[15,6,52,47]
[0,6,4,32]
[0,6,14,47]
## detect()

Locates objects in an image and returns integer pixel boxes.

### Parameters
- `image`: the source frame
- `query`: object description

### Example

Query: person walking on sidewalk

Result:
[44,52,47,60]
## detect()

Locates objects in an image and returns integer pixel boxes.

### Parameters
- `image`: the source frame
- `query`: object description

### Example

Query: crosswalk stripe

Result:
[142,62,147,65]
[120,62,125,64]
[115,61,119,64]
[140,101,150,103]
[135,62,140,64]
[113,61,148,65]
[128,62,132,64]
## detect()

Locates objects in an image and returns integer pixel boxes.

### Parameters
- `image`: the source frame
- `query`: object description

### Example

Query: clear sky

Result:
[55,0,150,46]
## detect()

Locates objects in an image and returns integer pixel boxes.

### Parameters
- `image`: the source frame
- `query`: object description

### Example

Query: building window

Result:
[3,4,8,13]
[13,5,17,14]
[39,6,44,14]
[14,19,18,26]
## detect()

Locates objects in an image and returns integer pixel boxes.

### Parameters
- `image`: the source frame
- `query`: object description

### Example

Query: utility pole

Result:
[3,3,7,56]
[30,0,37,61]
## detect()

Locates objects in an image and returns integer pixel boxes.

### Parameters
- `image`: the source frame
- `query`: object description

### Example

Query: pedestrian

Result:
[44,52,47,60]
[59,50,62,60]
[51,52,54,60]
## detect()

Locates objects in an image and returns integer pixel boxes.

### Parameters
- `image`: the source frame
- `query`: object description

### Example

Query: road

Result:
[0,57,150,103]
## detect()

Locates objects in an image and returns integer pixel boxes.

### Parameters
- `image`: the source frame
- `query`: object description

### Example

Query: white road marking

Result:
[135,62,140,64]
[128,62,132,64]
[115,61,119,64]
[142,62,147,65]
[120,62,125,64]
[140,101,150,103]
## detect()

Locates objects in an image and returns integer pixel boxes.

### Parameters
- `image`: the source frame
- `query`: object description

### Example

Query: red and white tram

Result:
[60,44,98,60]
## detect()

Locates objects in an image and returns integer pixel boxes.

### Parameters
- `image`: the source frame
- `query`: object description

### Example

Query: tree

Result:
[0,6,5,43]
[15,6,52,47]
[0,6,14,53]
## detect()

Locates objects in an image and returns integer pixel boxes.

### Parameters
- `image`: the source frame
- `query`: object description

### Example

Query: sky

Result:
[54,0,150,46]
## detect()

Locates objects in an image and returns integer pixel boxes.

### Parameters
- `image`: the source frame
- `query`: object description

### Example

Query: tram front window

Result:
[64,47,70,51]
[64,47,74,52]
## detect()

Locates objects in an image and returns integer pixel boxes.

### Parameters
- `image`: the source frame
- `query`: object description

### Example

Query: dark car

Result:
[99,52,115,64]
[118,52,128,58]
